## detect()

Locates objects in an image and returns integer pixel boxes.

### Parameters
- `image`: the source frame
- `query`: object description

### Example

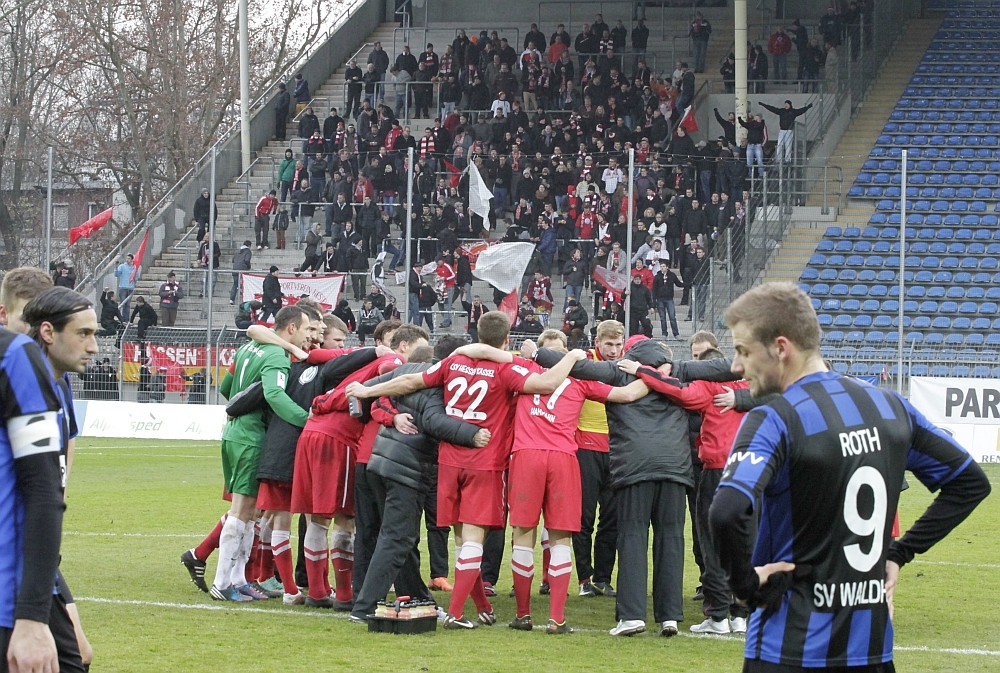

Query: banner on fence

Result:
[909,377,1000,463]
[74,400,226,440]
[120,342,238,383]
[241,273,344,323]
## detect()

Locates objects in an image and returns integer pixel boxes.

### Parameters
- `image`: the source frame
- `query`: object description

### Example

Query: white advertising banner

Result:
[240,273,344,323]
[909,377,1000,463]
[73,401,227,441]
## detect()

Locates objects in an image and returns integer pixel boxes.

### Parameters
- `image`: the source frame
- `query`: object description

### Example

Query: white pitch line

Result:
[74,452,215,458]
[71,598,1000,656]
[911,559,1000,569]
[64,532,205,538]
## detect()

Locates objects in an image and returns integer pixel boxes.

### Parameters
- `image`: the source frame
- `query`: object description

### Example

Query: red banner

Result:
[120,342,239,383]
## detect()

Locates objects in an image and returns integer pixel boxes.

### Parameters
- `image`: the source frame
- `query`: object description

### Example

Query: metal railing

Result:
[235,155,277,204]
[689,157,844,337]
[73,0,374,293]
[293,97,332,122]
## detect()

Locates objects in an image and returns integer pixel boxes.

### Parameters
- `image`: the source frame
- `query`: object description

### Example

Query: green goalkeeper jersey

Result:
[221,339,308,446]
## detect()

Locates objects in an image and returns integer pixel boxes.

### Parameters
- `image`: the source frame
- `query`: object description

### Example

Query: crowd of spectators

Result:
[244,13,795,346]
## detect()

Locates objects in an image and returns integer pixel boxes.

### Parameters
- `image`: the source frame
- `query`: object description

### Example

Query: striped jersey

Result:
[720,371,974,668]
[0,329,63,628]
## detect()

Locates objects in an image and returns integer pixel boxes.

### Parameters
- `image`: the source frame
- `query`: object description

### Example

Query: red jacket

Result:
[256,194,278,217]
[635,366,749,469]
[631,266,654,290]
[768,32,792,56]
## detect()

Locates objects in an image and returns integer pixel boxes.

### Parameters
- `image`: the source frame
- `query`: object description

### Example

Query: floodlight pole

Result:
[624,148,635,337]
[239,0,251,173]
[404,147,414,324]
[45,146,53,272]
[207,147,217,402]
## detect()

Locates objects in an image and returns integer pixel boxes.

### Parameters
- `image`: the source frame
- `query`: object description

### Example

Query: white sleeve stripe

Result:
[9,412,60,459]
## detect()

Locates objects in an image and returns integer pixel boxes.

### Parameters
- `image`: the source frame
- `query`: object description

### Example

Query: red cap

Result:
[624,335,649,352]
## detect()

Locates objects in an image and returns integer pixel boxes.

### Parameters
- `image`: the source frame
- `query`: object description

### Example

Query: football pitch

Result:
[62,438,999,672]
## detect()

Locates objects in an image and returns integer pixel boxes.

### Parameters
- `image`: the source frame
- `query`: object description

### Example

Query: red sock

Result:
[331,530,354,603]
[449,542,488,617]
[470,572,492,613]
[547,544,572,624]
[271,530,297,595]
[257,541,274,583]
[194,515,226,562]
[304,554,329,600]
[511,545,534,618]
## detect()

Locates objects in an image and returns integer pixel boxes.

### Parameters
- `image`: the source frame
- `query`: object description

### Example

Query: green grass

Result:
[63,439,1000,672]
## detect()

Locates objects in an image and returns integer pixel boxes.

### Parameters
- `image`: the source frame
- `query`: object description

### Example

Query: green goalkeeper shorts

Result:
[221,439,261,497]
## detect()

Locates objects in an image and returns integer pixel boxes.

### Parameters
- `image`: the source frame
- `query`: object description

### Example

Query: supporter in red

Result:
[526,271,553,312]
[345,311,586,629]
[435,255,457,329]
[630,258,654,290]
[618,347,751,634]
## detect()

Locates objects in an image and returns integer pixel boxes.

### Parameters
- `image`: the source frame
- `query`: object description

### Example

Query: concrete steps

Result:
[767,18,940,285]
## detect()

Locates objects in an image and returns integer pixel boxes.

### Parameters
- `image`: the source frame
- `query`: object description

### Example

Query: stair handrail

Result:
[73,0,372,293]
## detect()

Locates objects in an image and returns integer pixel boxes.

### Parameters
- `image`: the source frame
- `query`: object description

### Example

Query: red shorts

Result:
[257,479,292,512]
[507,449,582,532]
[291,431,355,518]
[222,487,232,502]
[437,464,506,529]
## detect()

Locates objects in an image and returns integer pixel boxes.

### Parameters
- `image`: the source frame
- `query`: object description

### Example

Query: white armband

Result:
[8,411,60,459]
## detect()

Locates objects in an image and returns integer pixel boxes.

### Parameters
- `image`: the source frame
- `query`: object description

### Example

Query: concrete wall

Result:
[88,0,385,298]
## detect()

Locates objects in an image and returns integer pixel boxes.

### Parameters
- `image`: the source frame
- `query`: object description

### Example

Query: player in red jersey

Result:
[346,311,586,629]
[468,329,650,633]
[291,324,428,608]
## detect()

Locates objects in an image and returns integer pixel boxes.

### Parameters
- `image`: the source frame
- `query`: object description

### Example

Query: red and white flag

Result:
[678,105,699,134]
[498,290,519,324]
[592,265,629,304]
[442,159,462,188]
[68,207,114,245]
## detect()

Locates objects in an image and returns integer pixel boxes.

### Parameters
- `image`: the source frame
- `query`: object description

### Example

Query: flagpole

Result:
[206,146,216,403]
[897,149,907,394]
[404,146,414,324]
[624,147,635,338]
[44,146,53,272]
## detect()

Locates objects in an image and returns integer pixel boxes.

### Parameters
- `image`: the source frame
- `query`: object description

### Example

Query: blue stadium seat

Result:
[823,299,842,310]
[843,299,862,311]
[953,317,972,330]
[854,315,873,328]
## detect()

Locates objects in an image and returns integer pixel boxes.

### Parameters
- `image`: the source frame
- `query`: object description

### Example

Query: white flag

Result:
[468,161,493,221]
[472,242,535,294]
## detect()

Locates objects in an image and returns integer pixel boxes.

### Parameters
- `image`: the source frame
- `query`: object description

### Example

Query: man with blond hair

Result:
[711,283,989,671]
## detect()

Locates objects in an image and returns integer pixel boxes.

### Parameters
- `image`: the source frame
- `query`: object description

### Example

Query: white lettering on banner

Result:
[122,342,237,368]
[74,401,226,440]
[910,377,1000,463]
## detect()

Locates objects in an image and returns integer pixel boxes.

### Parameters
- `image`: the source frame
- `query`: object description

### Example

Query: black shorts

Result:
[0,591,86,673]
[743,660,896,673]
[55,569,74,603]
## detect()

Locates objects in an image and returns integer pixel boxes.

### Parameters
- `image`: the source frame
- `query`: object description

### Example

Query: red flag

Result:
[498,290,519,326]
[130,227,150,284]
[442,160,462,188]
[68,207,113,245]
[678,105,699,134]
[592,266,628,304]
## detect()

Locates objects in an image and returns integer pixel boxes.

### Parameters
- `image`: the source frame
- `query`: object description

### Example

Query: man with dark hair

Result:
[712,282,990,672]
[0,293,82,672]
[346,312,586,629]
[15,286,98,672]
[532,337,690,637]
[158,272,183,327]
[349,334,490,623]
[209,305,316,602]
[618,347,751,635]
[261,266,283,322]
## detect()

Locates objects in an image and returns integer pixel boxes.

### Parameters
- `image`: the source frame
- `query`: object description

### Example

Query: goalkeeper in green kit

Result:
[210,304,319,601]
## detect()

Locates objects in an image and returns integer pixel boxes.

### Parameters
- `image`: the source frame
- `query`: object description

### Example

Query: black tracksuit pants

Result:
[352,462,381,596]
[615,479,687,623]
[351,471,433,619]
[481,527,505,586]
[573,448,618,585]
[424,465,451,579]
[698,468,749,620]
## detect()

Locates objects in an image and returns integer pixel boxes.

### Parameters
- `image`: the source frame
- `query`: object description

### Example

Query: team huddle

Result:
[179,282,990,673]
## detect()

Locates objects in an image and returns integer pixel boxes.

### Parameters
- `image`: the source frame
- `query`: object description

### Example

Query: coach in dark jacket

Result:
[533,337,690,633]
[351,342,486,621]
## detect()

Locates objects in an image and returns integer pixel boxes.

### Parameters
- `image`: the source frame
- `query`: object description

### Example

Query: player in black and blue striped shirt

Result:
[710,282,991,673]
